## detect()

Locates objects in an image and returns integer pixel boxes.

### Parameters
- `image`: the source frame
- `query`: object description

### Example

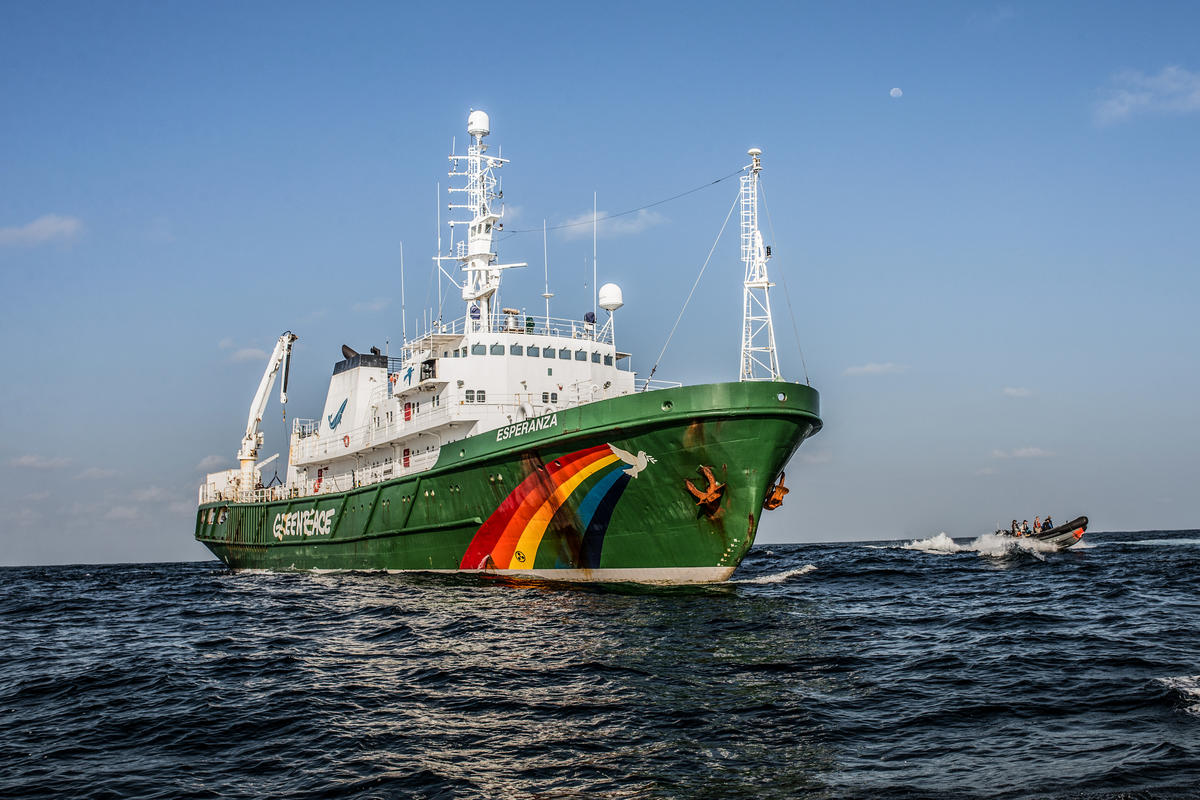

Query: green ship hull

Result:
[195,381,821,583]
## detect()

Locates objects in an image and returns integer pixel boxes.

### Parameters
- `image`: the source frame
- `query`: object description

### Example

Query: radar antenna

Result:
[739,148,782,381]
[444,110,526,334]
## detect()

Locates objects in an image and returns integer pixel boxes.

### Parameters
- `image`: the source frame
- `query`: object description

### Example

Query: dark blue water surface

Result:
[2,530,1199,799]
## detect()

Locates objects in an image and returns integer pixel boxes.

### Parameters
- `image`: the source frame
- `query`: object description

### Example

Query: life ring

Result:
[343,435,350,448]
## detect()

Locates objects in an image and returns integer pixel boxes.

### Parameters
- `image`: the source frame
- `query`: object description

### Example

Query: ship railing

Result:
[400,313,615,346]
[292,418,320,438]
[638,379,684,391]
[199,482,305,505]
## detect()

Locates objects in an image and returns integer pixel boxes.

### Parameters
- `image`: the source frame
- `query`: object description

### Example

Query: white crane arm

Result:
[237,332,297,466]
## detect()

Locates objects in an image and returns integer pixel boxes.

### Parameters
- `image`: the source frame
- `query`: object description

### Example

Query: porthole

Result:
[661,400,673,411]
[777,392,787,402]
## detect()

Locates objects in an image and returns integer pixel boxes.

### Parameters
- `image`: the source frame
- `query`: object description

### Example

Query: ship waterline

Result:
[196,381,820,581]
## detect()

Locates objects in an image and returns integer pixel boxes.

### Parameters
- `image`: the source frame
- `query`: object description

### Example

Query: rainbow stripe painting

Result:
[459,443,647,571]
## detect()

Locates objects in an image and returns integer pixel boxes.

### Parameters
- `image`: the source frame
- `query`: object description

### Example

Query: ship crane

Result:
[237,331,297,490]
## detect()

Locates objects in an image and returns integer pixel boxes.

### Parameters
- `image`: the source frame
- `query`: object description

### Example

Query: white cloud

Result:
[104,506,140,521]
[77,466,117,479]
[890,88,903,99]
[969,5,1016,30]
[1002,387,1032,398]
[231,347,268,363]
[27,490,50,501]
[132,486,169,502]
[559,209,666,241]
[168,500,195,514]
[218,337,235,349]
[801,450,832,464]
[1096,65,1200,124]
[975,467,997,476]
[9,454,71,469]
[843,362,908,376]
[991,447,1054,459]
[352,297,391,313]
[196,455,227,471]
[0,214,83,247]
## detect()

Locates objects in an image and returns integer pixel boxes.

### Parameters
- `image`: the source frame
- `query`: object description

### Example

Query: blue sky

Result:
[2,1,1198,564]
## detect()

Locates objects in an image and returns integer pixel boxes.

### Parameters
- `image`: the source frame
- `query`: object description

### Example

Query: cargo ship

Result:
[195,110,822,582]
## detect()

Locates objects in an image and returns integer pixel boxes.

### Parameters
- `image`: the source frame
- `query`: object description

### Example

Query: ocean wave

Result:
[732,564,817,584]
[900,532,1061,559]
[1158,676,1200,715]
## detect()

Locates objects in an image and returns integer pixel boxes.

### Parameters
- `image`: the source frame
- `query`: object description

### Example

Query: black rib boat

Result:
[997,516,1088,548]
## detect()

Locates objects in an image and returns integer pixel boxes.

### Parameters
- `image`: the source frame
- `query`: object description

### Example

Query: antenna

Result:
[447,109,526,335]
[400,241,408,346]
[739,148,782,381]
[593,191,598,322]
[542,219,553,323]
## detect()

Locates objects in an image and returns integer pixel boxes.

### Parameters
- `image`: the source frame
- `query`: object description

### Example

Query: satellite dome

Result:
[467,109,490,137]
[598,283,624,312]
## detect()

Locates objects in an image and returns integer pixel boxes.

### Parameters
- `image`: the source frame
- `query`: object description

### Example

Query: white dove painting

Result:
[607,444,657,479]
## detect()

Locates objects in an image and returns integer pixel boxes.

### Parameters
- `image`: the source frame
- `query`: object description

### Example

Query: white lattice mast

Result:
[739,148,782,381]
[446,110,525,334]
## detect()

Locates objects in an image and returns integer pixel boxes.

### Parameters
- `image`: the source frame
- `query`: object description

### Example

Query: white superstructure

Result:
[201,112,668,505]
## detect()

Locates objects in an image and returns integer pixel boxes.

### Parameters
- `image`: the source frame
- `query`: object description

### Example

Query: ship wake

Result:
[899,532,1061,559]
[733,564,817,584]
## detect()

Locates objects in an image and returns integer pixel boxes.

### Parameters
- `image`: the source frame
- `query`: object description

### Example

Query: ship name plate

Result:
[496,413,558,442]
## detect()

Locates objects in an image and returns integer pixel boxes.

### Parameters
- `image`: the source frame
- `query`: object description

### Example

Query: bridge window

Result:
[527,345,539,357]
[558,348,571,359]
[490,343,504,355]
[465,390,475,403]
[604,354,613,366]
[510,344,523,355]
[574,349,586,361]
[592,352,601,363]
[544,347,555,359]
[471,344,485,356]
[476,390,486,403]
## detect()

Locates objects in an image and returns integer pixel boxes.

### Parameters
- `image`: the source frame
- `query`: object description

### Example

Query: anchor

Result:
[763,472,788,510]
[685,465,726,513]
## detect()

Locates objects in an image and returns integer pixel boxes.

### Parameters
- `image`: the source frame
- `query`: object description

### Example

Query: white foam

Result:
[733,564,817,584]
[901,532,963,553]
[898,532,1066,559]
[1111,538,1200,547]
[1158,676,1200,715]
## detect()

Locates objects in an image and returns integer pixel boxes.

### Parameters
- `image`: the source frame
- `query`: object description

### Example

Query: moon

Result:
[890,87,903,99]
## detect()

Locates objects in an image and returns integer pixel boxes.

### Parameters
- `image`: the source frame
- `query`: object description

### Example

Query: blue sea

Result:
[2,530,1198,799]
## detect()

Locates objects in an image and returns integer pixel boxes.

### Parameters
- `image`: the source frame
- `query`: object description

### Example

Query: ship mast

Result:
[739,148,782,382]
[446,110,525,334]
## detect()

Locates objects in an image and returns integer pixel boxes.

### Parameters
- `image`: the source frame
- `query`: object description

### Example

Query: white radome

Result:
[467,109,490,136]
[598,283,624,312]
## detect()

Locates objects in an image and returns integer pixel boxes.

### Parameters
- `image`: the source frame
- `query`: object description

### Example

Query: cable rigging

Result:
[498,166,748,240]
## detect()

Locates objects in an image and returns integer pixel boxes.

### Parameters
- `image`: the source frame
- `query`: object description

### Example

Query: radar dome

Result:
[467,109,490,136]
[598,283,624,312]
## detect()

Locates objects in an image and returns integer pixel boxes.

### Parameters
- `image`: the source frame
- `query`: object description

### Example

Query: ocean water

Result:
[2,530,1198,799]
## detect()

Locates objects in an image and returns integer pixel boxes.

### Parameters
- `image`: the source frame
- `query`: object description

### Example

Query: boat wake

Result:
[900,532,1062,559]
[733,564,817,584]
[1157,676,1200,715]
